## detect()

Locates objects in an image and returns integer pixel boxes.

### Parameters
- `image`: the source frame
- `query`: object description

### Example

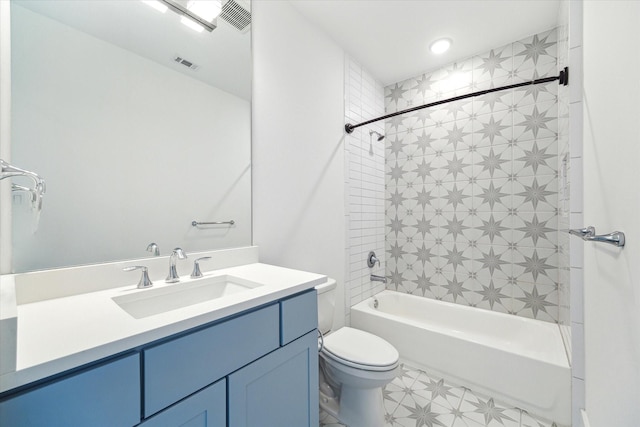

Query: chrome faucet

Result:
[166,248,187,283]
[146,242,160,256]
[370,274,387,284]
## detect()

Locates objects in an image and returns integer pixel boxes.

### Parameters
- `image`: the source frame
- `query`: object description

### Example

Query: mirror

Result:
[9,0,252,272]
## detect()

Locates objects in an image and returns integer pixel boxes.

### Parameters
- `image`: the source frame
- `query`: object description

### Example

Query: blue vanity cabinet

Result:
[143,290,319,427]
[279,289,318,345]
[143,304,280,417]
[0,353,140,427]
[139,379,226,427]
[228,330,319,427]
[0,289,319,427]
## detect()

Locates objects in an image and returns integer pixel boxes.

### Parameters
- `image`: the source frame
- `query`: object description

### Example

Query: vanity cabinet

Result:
[0,289,319,427]
[229,330,318,427]
[0,354,140,427]
[143,304,280,417]
[139,379,226,427]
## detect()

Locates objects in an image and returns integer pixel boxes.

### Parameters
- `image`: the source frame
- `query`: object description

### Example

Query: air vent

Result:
[220,0,251,33]
[173,56,199,71]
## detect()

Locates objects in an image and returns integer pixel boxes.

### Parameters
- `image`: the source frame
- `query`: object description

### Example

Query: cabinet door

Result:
[140,379,226,427]
[228,330,319,427]
[0,354,140,427]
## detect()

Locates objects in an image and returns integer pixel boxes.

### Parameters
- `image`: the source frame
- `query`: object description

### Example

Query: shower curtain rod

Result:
[344,66,569,134]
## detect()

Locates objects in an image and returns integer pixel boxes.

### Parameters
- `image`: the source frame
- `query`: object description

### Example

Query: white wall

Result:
[10,5,251,272]
[582,1,640,426]
[0,0,12,274]
[252,1,347,328]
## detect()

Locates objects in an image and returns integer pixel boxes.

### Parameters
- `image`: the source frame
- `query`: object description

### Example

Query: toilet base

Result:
[319,382,385,427]
[319,388,340,420]
[339,384,385,427]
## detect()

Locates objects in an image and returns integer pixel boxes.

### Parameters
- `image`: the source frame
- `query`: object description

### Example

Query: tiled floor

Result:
[320,363,563,427]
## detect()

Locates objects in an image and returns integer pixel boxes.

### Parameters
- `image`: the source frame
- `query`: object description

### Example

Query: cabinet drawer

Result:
[140,379,226,427]
[280,290,317,345]
[144,304,279,417]
[0,354,140,427]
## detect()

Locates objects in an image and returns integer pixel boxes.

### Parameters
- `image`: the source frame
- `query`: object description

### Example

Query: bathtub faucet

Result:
[370,274,387,284]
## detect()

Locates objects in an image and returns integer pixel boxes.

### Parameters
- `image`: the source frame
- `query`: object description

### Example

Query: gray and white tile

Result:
[384,29,560,323]
[320,362,565,427]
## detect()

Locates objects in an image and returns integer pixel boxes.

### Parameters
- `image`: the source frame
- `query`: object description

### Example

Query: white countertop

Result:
[0,263,326,394]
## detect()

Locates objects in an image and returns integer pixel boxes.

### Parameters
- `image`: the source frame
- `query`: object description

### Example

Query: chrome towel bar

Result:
[570,226,625,248]
[191,220,235,227]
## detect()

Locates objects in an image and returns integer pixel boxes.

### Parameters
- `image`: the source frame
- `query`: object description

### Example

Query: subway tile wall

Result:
[384,29,562,322]
[344,56,387,324]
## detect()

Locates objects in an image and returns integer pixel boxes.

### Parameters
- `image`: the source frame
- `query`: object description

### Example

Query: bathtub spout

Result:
[370,274,387,284]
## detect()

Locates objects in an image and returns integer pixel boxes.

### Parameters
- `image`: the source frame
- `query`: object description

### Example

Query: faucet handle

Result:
[367,251,381,268]
[191,257,212,279]
[124,266,153,289]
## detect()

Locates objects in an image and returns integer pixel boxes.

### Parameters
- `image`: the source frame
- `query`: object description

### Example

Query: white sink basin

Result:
[112,275,262,319]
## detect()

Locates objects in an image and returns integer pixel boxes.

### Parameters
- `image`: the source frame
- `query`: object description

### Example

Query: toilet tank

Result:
[315,278,336,335]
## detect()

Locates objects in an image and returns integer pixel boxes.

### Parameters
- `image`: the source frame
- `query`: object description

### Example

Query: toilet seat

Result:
[322,327,399,372]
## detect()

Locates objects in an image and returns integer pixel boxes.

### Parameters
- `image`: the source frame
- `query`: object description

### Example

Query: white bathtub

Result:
[351,290,571,425]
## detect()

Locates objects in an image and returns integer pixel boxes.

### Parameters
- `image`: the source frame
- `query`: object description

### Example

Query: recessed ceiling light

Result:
[430,38,452,55]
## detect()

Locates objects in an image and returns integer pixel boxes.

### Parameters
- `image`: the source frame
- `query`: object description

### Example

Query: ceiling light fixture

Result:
[157,0,219,32]
[430,38,452,55]
[188,0,222,22]
[141,0,168,13]
[180,15,205,32]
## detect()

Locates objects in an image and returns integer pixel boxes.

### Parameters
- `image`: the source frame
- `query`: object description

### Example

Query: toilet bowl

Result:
[316,280,399,427]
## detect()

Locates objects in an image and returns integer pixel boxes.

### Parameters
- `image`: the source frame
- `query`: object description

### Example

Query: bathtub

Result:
[351,290,571,425]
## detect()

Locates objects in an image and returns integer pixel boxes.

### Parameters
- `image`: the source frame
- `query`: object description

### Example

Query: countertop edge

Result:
[0,266,325,395]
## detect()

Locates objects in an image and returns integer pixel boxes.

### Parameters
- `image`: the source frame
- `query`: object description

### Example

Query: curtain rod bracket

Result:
[559,66,569,86]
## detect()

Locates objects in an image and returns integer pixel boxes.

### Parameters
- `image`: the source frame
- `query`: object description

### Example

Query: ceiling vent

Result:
[173,56,199,71]
[220,0,251,33]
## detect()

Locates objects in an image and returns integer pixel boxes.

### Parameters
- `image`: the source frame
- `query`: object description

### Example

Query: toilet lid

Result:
[322,327,399,370]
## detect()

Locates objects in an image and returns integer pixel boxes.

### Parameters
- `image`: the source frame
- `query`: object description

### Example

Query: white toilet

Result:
[316,279,399,427]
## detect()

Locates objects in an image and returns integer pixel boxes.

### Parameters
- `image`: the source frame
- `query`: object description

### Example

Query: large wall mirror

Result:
[9,0,252,272]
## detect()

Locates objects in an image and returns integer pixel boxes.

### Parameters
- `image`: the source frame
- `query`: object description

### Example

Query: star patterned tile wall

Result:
[384,29,561,322]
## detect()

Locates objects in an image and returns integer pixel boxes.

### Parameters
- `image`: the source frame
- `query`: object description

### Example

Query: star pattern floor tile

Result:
[319,362,566,427]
